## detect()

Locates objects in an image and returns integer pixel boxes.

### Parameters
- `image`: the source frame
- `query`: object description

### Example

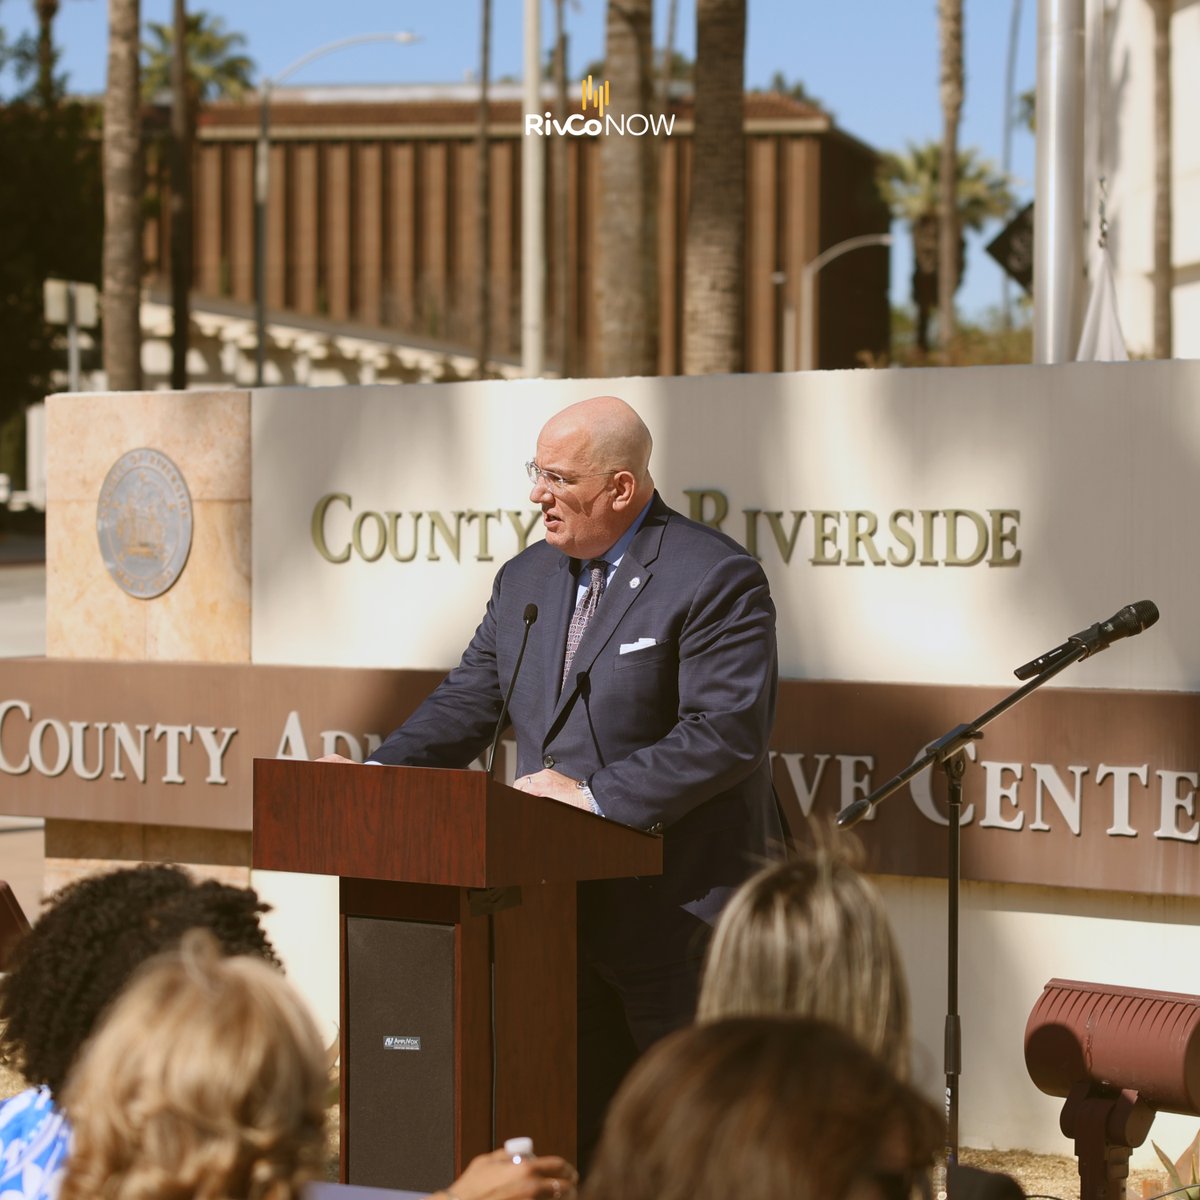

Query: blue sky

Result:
[2,0,1037,321]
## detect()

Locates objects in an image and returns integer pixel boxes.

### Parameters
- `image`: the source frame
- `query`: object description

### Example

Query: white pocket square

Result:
[619,637,658,655]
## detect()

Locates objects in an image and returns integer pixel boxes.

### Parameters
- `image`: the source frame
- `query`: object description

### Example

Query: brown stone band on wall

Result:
[42,820,254,899]
[3,659,1198,898]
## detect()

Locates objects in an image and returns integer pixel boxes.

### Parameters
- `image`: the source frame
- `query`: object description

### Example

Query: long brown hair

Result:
[583,1016,943,1200]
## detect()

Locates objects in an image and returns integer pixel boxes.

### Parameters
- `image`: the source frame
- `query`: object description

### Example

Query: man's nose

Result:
[530,477,551,503]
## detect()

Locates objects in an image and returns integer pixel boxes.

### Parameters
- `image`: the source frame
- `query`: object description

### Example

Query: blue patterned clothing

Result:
[0,1087,70,1200]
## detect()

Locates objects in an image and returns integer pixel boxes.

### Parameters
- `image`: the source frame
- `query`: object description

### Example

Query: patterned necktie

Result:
[562,559,608,686]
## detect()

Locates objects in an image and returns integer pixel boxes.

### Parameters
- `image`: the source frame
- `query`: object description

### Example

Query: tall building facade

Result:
[143,83,891,375]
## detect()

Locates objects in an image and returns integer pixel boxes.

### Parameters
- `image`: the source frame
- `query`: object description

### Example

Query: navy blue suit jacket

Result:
[373,493,783,969]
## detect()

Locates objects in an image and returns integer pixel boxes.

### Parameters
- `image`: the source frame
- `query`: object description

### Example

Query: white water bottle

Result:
[504,1137,535,1164]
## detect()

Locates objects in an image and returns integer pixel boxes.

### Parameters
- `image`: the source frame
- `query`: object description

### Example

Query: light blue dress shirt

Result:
[572,498,654,606]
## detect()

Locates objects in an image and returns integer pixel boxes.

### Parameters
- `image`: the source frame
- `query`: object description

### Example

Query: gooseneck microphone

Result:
[1013,600,1160,681]
[485,604,538,777]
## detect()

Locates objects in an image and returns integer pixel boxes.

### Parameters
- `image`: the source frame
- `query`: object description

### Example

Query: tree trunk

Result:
[937,0,963,346]
[1152,0,1172,359]
[35,0,59,108]
[169,0,191,390]
[913,214,939,355]
[103,0,143,390]
[475,0,492,379]
[682,0,746,375]
[595,0,658,377]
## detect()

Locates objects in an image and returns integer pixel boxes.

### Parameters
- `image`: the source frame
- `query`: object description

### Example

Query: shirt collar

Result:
[596,496,654,569]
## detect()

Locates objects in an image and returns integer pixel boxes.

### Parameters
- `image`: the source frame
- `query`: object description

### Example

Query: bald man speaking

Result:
[368,395,783,1158]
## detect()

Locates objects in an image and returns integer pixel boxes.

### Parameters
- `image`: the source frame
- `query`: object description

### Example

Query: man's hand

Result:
[316,753,358,764]
[513,768,591,809]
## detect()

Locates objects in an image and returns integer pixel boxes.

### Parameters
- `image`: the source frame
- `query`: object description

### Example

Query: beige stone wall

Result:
[45,390,251,662]
[41,389,253,882]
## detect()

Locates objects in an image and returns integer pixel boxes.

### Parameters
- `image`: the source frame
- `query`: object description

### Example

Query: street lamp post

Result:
[254,32,420,387]
[521,0,544,377]
[799,233,894,372]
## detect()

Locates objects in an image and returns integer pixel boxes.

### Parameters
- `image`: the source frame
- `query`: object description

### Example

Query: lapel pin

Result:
[629,576,641,588]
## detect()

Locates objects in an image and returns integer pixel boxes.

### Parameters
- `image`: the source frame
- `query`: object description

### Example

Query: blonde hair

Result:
[696,839,911,1077]
[60,930,328,1200]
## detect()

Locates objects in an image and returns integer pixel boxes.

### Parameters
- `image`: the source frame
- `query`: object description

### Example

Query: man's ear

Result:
[610,470,638,508]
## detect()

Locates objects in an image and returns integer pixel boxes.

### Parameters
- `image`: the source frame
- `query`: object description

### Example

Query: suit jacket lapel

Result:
[547,495,669,724]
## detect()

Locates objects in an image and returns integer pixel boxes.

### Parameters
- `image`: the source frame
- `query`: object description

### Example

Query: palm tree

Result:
[937,0,964,344]
[35,0,59,107]
[682,0,746,375]
[103,0,143,390]
[142,10,253,388]
[141,10,253,103]
[878,143,1014,354]
[166,0,190,391]
[1151,0,1172,359]
[595,0,658,376]
[763,70,820,106]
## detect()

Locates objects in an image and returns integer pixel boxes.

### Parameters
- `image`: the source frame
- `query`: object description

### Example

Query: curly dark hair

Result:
[0,863,278,1096]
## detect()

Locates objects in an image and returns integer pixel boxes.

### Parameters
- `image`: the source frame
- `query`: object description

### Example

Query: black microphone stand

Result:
[481,603,536,1146]
[837,639,1091,1191]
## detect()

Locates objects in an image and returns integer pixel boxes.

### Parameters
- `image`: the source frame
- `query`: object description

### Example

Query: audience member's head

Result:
[0,863,277,1096]
[696,836,910,1076]
[582,1016,942,1200]
[60,929,326,1200]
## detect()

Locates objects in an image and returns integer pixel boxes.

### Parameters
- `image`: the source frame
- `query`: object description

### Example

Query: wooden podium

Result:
[252,759,662,1193]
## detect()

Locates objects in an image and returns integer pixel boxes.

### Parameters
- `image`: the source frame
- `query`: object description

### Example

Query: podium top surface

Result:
[252,759,662,887]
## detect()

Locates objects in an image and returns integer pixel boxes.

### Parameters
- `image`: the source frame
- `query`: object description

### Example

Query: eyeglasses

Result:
[525,461,615,492]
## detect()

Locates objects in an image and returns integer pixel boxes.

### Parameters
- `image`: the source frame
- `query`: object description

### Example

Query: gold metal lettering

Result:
[311,493,352,564]
[945,510,989,567]
[810,511,842,565]
[845,511,884,566]
[919,510,942,566]
[387,512,421,562]
[351,511,388,563]
[427,512,465,562]
[466,510,502,561]
[987,510,1021,566]
[685,489,728,531]
[886,511,916,566]
[765,512,806,564]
